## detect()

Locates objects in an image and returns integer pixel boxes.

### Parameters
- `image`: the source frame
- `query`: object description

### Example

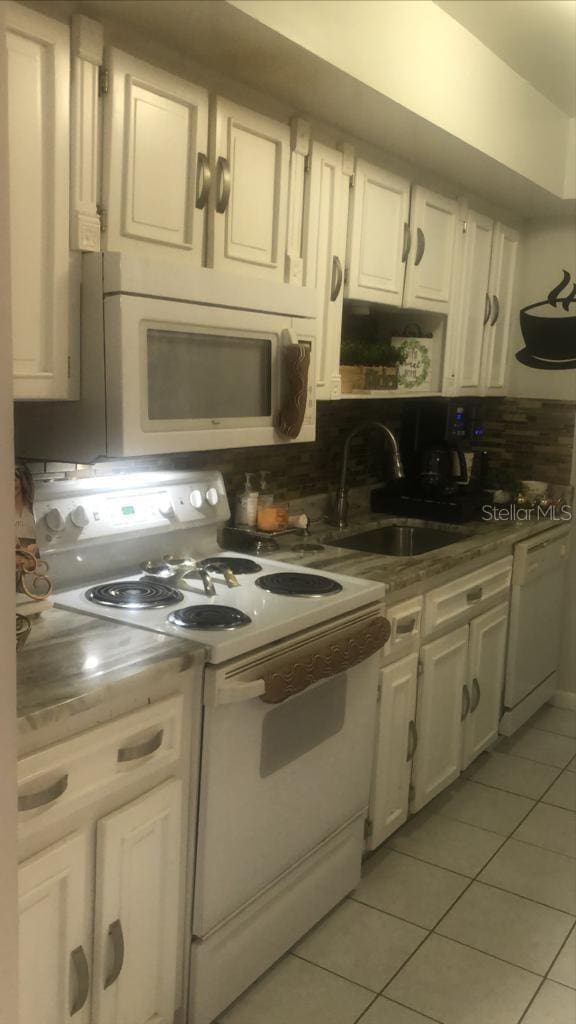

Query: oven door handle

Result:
[210,677,267,706]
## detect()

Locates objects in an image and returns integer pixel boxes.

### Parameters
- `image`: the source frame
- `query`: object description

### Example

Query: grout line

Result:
[350,993,381,1024]
[289,952,380,996]
[543,920,576,985]
[460,772,563,798]
[348,894,435,929]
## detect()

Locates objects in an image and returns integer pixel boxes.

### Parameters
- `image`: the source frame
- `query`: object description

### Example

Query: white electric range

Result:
[35,471,388,1024]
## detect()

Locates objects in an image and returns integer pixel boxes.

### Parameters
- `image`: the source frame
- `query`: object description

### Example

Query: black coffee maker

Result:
[371,399,488,522]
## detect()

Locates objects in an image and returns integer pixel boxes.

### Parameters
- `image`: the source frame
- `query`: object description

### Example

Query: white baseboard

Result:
[551,691,576,711]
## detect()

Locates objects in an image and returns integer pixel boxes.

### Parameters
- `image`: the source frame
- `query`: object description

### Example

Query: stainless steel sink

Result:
[335,525,469,557]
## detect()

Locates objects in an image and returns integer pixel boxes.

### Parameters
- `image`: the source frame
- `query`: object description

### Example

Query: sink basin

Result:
[335,525,469,557]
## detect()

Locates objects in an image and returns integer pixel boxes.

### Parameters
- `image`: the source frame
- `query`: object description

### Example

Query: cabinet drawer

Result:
[18,695,183,836]
[423,557,512,635]
[382,596,423,660]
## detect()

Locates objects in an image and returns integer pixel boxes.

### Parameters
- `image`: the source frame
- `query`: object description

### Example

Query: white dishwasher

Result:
[500,526,571,735]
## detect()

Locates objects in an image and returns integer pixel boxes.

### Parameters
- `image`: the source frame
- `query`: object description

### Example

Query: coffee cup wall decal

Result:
[516,269,576,370]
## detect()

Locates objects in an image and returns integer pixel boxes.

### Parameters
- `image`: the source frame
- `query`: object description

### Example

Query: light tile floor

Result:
[218,705,576,1024]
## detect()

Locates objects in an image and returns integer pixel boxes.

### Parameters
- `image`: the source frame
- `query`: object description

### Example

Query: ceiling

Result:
[435,0,576,115]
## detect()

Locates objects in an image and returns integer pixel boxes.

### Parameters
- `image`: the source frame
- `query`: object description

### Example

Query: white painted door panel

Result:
[6,3,78,399]
[481,222,519,394]
[403,185,458,312]
[368,654,418,849]
[303,142,350,399]
[102,49,209,263]
[346,160,410,306]
[412,626,468,812]
[18,832,91,1024]
[463,603,508,768]
[208,98,290,279]
[91,779,183,1024]
[454,211,494,394]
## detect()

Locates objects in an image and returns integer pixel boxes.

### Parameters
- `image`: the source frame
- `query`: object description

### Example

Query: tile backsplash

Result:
[24,397,575,503]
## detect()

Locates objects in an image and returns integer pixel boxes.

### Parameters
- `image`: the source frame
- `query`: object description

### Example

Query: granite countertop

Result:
[17,607,205,735]
[269,507,571,596]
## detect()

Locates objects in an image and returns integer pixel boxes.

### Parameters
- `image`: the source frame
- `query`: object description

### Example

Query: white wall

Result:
[0,4,18,1021]
[509,217,576,401]
[230,0,572,198]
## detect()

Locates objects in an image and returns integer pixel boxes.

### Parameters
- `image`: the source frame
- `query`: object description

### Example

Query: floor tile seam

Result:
[351,993,381,1024]
[289,951,382,996]
[382,846,474,879]
[428,926,556,980]
[541,796,576,812]
[529,722,576,739]
[368,991,445,1024]
[516,975,548,1023]
[464,877,576,921]
[543,921,576,985]
[496,739,576,770]
[533,765,576,806]
[376,923,434,996]
[404,808,508,842]
[348,893,437,931]
[505,833,576,864]
[461,774,554,800]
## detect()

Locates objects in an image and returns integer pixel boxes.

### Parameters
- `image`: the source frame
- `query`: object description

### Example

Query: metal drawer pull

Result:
[215,156,231,214]
[490,294,500,326]
[104,919,124,989]
[18,773,68,812]
[195,152,211,210]
[414,227,426,266]
[483,293,491,325]
[406,719,418,762]
[70,945,90,1015]
[471,677,481,713]
[397,616,416,635]
[117,729,164,763]
[466,586,483,603]
[330,255,343,301]
[461,683,471,721]
[401,222,411,263]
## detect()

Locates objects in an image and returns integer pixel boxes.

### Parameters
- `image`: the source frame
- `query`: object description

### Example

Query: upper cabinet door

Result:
[403,185,458,312]
[207,98,290,280]
[19,832,92,1024]
[303,142,351,399]
[481,222,519,394]
[345,160,410,306]
[91,780,183,1024]
[453,211,494,394]
[6,3,78,400]
[102,49,209,263]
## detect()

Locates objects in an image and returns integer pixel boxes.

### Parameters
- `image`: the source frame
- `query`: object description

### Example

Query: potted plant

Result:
[340,337,405,393]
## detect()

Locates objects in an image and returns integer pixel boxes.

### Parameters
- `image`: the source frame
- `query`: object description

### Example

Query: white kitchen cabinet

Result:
[345,159,410,307]
[208,97,290,280]
[453,210,494,395]
[462,602,509,769]
[18,832,92,1024]
[101,48,209,264]
[481,221,519,394]
[91,779,183,1024]
[303,142,352,399]
[403,185,458,313]
[411,625,469,812]
[367,653,418,850]
[6,2,79,400]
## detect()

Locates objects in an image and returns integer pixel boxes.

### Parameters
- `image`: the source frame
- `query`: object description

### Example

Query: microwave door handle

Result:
[275,329,311,440]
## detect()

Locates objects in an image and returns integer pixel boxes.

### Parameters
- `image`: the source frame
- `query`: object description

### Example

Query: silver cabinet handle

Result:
[215,156,231,214]
[104,919,124,989]
[471,677,481,713]
[330,255,343,301]
[70,945,90,1015]
[406,719,418,762]
[483,293,492,326]
[18,773,68,812]
[397,616,416,635]
[490,294,500,326]
[414,227,426,266]
[461,683,471,721]
[466,586,483,604]
[401,222,411,263]
[117,729,163,763]
[195,152,211,210]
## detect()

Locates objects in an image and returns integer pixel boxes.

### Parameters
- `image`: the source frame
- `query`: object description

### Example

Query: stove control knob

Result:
[70,505,90,530]
[205,487,219,507]
[44,507,65,533]
[189,489,203,509]
[158,499,174,519]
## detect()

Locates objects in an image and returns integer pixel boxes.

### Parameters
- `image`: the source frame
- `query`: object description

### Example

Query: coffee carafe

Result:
[419,443,467,496]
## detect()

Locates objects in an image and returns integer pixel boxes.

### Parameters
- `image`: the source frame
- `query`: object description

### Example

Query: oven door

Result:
[193,610,383,937]
[103,295,315,455]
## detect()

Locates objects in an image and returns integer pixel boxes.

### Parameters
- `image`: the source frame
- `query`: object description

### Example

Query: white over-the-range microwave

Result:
[14,254,318,461]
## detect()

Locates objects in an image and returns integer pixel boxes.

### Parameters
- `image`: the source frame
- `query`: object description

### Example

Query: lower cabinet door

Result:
[91,779,183,1024]
[463,603,509,769]
[18,832,92,1024]
[368,654,418,850]
[412,626,469,812]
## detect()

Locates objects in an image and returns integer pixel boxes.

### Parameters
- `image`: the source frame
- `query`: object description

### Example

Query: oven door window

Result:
[146,329,273,422]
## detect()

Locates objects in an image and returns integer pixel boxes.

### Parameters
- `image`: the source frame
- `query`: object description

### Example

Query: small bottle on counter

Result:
[256,471,273,529]
[235,473,259,527]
